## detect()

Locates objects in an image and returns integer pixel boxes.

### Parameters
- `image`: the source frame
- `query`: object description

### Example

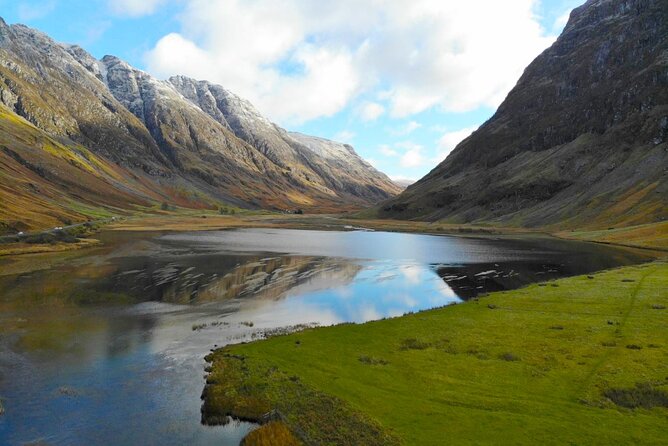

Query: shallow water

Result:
[0,228,654,445]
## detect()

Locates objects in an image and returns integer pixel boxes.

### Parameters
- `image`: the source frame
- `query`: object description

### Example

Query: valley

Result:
[0,226,661,445]
[0,0,667,445]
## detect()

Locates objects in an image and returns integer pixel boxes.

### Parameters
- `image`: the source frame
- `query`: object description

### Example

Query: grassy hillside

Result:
[205,261,668,445]
[0,105,236,234]
[0,106,148,233]
[557,221,668,251]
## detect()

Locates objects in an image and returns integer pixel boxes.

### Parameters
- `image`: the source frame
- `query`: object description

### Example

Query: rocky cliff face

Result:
[378,0,668,229]
[0,21,169,175]
[168,76,401,202]
[0,18,400,231]
[287,132,402,201]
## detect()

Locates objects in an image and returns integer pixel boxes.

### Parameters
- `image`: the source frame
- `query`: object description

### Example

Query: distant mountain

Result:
[0,19,400,233]
[390,178,415,189]
[377,0,667,229]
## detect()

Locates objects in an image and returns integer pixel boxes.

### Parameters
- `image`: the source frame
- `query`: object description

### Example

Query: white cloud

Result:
[553,9,572,32]
[109,0,166,17]
[379,145,399,157]
[146,0,362,124]
[145,0,556,125]
[17,0,56,21]
[334,130,355,142]
[374,125,479,171]
[436,126,478,160]
[82,20,112,45]
[389,120,422,136]
[399,142,426,168]
[379,140,442,168]
[359,101,385,122]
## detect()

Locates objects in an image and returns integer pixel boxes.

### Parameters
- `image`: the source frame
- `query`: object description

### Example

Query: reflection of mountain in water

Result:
[433,251,636,300]
[104,255,362,304]
[434,263,560,300]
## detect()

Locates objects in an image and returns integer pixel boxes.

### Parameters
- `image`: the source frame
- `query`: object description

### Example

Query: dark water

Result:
[0,228,654,445]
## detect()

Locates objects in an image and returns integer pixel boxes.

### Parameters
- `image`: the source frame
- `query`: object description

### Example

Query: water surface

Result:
[0,228,654,445]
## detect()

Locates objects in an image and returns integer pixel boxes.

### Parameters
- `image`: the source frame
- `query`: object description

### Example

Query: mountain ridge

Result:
[376,0,668,230]
[0,18,400,232]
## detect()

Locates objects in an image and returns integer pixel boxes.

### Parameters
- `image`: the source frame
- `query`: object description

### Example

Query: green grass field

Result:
[205,261,668,445]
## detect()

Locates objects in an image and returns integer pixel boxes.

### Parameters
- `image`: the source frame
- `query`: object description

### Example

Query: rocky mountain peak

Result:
[378,0,667,228]
[169,75,274,130]
[166,73,401,199]
[288,132,358,162]
[63,44,106,83]
[0,16,402,227]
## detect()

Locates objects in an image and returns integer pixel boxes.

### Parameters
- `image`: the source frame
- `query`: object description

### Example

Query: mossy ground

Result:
[206,261,668,445]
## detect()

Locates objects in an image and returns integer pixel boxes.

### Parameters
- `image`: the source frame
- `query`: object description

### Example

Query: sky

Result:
[1,0,583,183]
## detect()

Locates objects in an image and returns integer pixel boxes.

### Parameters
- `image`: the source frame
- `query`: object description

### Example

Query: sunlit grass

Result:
[206,261,668,445]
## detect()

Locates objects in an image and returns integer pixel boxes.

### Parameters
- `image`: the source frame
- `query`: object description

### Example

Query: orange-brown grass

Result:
[558,221,668,251]
[241,422,303,446]
[0,239,100,257]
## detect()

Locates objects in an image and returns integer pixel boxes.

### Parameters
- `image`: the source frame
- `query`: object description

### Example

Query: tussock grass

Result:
[399,338,431,350]
[498,352,521,362]
[242,421,302,446]
[358,355,389,365]
[604,383,668,409]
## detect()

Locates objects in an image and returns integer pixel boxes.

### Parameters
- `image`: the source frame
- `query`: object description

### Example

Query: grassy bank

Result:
[0,238,100,257]
[103,212,668,252]
[107,212,514,235]
[4,210,663,258]
[205,261,668,445]
[557,221,668,251]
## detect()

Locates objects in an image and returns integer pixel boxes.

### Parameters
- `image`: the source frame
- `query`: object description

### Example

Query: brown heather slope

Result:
[0,105,162,232]
[377,0,668,230]
[0,19,399,233]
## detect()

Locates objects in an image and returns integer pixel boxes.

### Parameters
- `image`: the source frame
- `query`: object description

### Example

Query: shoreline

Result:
[204,260,668,444]
[1,212,665,259]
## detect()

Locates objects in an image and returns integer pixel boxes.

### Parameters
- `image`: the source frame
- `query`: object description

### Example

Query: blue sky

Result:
[1,0,583,182]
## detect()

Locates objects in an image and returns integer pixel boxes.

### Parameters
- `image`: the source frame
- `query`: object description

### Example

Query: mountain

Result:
[390,178,415,189]
[0,19,400,233]
[377,0,668,230]
[167,77,401,203]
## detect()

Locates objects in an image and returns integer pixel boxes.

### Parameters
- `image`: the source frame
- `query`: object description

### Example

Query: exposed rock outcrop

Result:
[0,17,400,232]
[378,0,668,229]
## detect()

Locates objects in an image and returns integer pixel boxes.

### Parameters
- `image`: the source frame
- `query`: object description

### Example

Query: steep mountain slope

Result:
[378,0,668,229]
[169,77,401,203]
[0,18,399,232]
[287,132,402,201]
[0,104,157,232]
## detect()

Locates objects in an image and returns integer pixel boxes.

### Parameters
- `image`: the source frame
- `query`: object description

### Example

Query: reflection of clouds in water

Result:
[359,306,383,322]
[232,300,342,328]
[400,264,423,284]
[383,292,418,308]
[233,260,461,324]
[146,259,461,360]
[4,228,650,446]
[435,279,458,299]
[335,286,354,299]
[374,270,398,283]
[386,308,406,318]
